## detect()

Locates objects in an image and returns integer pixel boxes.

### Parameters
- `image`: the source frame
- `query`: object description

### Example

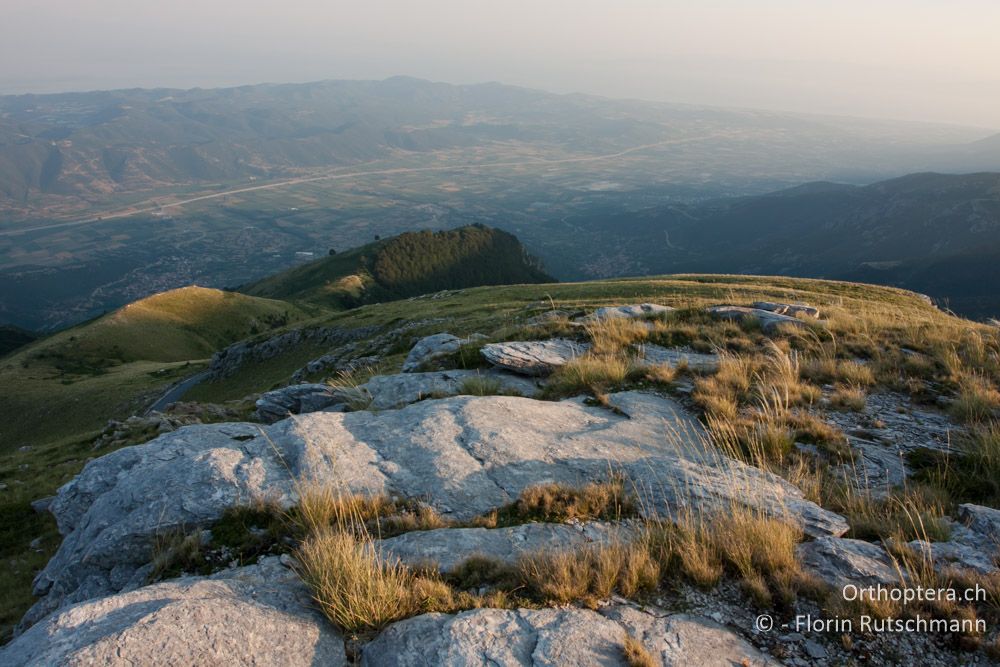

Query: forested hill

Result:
[241,225,554,307]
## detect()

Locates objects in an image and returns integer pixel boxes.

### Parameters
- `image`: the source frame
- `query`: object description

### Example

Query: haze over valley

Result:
[2,77,1000,329]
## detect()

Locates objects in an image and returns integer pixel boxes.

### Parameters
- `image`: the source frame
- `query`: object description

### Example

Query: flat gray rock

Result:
[706,305,810,332]
[634,344,719,372]
[28,391,845,626]
[256,383,347,423]
[361,605,778,667]
[905,507,1000,574]
[958,503,1000,542]
[3,558,345,667]
[752,301,821,319]
[378,522,624,572]
[602,605,782,667]
[359,370,539,411]
[404,333,484,372]
[480,339,589,376]
[585,303,675,321]
[798,536,902,589]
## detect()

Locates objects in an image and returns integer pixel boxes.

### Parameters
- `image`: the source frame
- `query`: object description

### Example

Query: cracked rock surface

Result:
[27,391,845,626]
[3,558,345,666]
[360,605,779,666]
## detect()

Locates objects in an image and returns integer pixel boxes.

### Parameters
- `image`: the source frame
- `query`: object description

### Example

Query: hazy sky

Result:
[3,0,999,128]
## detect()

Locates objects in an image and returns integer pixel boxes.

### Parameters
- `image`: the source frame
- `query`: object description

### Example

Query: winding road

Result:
[145,370,211,415]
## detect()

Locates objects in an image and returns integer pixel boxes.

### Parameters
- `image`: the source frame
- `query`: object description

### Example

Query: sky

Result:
[3,0,999,128]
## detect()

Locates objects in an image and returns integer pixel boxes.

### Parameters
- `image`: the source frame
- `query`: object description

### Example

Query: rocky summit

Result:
[4,282,1000,667]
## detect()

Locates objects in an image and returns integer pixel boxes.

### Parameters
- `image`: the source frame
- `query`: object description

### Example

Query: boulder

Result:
[361,605,777,666]
[603,605,781,667]
[907,536,997,574]
[706,305,810,332]
[2,558,345,666]
[634,344,719,372]
[255,383,347,423]
[798,536,902,589]
[480,339,589,376]
[360,370,539,411]
[379,522,624,572]
[958,503,1000,542]
[403,333,484,372]
[27,391,845,626]
[904,507,1000,574]
[751,301,821,319]
[585,303,675,321]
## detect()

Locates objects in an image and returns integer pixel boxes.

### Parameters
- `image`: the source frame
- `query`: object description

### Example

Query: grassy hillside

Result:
[243,225,554,307]
[194,273,954,402]
[4,272,998,642]
[0,286,315,452]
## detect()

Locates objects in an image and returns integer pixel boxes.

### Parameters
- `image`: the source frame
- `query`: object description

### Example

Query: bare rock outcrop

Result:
[403,333,484,372]
[26,391,846,627]
[361,605,779,666]
[379,522,624,572]
[634,344,720,372]
[751,301,821,319]
[256,383,348,423]
[360,370,539,410]
[706,305,813,332]
[585,303,675,321]
[798,536,903,590]
[2,558,346,667]
[480,339,590,376]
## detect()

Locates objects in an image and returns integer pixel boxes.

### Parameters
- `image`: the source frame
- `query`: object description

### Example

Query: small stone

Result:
[803,639,827,659]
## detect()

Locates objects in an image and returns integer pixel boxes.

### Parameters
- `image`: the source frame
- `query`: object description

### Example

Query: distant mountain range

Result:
[535,172,1000,318]
[2,77,997,219]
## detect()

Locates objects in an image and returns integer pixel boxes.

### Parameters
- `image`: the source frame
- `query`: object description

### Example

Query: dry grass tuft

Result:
[950,375,1000,423]
[543,355,634,398]
[458,374,504,397]
[296,484,448,538]
[482,476,639,527]
[518,541,659,606]
[295,527,414,633]
[830,385,867,411]
[585,317,652,355]
[623,633,657,667]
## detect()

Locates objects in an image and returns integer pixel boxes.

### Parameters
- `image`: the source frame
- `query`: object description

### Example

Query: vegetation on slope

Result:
[0,286,313,452]
[242,224,554,307]
[0,325,36,358]
[5,271,1000,649]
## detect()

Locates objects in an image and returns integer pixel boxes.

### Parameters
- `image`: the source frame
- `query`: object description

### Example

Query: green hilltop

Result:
[242,224,554,307]
[0,286,315,452]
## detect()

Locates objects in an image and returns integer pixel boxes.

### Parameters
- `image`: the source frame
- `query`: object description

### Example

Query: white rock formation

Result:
[3,558,345,666]
[480,339,590,376]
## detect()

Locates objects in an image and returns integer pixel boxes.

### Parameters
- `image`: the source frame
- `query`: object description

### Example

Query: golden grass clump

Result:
[830,385,867,411]
[824,482,951,543]
[801,357,875,387]
[623,634,657,667]
[585,317,652,355]
[296,484,448,538]
[484,476,639,527]
[543,355,636,398]
[518,541,659,606]
[295,527,414,633]
[950,374,1000,424]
